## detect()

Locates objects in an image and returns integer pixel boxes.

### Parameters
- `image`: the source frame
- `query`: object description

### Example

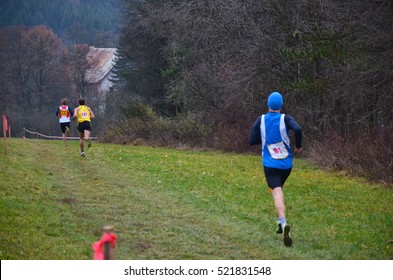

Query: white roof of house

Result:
[85,47,117,84]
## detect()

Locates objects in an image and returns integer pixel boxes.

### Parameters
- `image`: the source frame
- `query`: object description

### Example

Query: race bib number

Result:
[267,141,289,159]
[81,110,89,119]
[60,110,68,116]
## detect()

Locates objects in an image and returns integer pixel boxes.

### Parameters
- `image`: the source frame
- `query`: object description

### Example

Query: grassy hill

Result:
[0,139,392,260]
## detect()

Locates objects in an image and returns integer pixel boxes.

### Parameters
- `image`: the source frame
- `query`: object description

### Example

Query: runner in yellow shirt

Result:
[73,98,95,157]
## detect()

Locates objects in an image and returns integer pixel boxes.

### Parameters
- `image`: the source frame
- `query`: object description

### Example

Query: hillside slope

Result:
[0,0,120,46]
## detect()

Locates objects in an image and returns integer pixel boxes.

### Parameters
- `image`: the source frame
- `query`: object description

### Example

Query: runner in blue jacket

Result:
[249,92,302,247]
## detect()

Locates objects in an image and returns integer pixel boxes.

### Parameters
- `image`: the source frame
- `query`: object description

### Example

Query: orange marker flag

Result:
[92,230,117,260]
[2,115,8,132]
[3,115,8,155]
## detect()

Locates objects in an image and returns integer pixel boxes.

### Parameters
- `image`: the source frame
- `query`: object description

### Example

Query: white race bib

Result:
[267,141,289,159]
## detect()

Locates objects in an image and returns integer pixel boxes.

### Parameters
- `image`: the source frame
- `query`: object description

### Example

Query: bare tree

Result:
[63,44,91,100]
[0,25,79,135]
[112,0,393,180]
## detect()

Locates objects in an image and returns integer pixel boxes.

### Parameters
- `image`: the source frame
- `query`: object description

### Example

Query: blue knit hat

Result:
[267,92,283,110]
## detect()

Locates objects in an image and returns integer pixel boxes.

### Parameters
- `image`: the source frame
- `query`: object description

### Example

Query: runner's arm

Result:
[73,108,78,120]
[89,107,95,119]
[249,116,262,145]
[285,115,302,149]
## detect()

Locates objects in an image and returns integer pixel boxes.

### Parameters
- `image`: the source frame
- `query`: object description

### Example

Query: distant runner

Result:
[73,98,95,157]
[249,91,302,247]
[56,98,74,147]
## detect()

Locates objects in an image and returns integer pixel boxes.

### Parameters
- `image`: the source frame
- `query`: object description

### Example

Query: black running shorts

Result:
[77,121,91,133]
[263,167,292,190]
[60,122,70,133]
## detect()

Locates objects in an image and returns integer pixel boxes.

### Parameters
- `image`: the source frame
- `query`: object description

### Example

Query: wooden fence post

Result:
[102,225,115,260]
[3,115,7,155]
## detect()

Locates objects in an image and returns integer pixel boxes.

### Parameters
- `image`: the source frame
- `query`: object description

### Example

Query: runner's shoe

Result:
[276,223,283,234]
[80,151,85,157]
[87,138,92,148]
[283,224,292,247]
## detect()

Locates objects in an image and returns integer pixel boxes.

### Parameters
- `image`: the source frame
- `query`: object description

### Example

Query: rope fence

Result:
[23,128,98,140]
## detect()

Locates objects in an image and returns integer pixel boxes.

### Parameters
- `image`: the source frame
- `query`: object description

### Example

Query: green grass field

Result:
[0,138,392,260]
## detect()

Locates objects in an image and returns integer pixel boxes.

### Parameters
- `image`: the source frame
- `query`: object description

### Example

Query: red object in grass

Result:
[92,232,117,260]
[3,115,8,131]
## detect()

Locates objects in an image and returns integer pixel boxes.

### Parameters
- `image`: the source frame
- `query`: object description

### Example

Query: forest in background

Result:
[0,25,107,137]
[0,0,120,137]
[106,0,393,183]
[0,0,120,47]
[0,0,392,184]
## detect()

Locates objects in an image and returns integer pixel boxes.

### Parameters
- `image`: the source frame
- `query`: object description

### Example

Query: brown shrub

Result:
[309,127,393,185]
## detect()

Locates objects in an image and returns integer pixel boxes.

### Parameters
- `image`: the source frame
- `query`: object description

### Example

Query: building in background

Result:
[85,47,117,113]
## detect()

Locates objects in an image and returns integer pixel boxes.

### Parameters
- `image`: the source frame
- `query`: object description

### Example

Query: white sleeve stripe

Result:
[280,114,290,146]
[260,114,266,148]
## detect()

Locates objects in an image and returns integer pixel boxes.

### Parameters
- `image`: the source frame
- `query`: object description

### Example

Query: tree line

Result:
[0,0,120,47]
[0,25,105,136]
[0,1,391,183]
[107,0,392,183]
